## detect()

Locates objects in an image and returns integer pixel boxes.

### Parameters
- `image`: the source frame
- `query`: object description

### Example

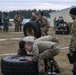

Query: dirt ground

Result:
[0,28,73,75]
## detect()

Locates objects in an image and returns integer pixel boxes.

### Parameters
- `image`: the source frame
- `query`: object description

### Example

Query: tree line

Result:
[0,9,56,19]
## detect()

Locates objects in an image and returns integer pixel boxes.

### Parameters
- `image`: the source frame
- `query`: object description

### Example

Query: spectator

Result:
[56,16,64,27]
[14,13,23,32]
[3,12,9,32]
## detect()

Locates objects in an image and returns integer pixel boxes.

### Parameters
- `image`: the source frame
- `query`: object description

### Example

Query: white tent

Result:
[49,6,76,27]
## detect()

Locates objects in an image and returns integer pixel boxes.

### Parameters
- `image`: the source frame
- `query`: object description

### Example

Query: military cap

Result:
[70,7,76,15]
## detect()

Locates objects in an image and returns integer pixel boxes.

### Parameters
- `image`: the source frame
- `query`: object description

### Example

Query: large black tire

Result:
[55,30,69,34]
[23,21,41,38]
[1,55,38,75]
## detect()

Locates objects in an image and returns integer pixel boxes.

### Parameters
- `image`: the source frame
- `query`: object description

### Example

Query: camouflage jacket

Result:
[69,19,76,52]
[36,16,50,28]
[3,15,9,23]
[14,15,23,23]
[32,35,60,61]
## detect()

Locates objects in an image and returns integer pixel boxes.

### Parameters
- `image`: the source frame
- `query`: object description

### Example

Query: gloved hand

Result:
[27,58,33,62]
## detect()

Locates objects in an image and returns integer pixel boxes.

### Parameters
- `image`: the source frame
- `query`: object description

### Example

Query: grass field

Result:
[0,28,73,75]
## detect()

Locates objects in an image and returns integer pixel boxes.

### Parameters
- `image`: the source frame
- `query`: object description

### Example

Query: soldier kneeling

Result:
[18,36,61,75]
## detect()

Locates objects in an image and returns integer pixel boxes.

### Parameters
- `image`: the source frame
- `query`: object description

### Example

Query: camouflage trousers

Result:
[15,22,22,32]
[3,23,9,32]
[41,27,49,36]
[38,46,60,73]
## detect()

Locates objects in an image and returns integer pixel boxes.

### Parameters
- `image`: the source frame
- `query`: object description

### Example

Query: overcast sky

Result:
[0,0,76,11]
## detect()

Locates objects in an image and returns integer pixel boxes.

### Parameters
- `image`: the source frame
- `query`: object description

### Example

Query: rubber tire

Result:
[1,55,38,75]
[23,21,41,38]
[55,30,69,34]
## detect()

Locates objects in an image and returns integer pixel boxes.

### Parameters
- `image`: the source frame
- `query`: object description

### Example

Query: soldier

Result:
[30,12,38,22]
[69,7,76,56]
[3,12,9,32]
[14,13,23,32]
[36,12,50,36]
[23,35,60,75]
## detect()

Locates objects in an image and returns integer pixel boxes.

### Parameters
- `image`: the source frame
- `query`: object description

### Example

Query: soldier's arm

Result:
[14,15,18,22]
[32,42,39,62]
[69,37,74,52]
[42,17,49,27]
[69,21,76,52]
[36,16,41,23]
[52,36,59,44]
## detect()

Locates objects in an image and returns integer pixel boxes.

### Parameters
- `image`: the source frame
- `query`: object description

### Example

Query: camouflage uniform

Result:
[30,15,38,22]
[14,14,23,32]
[3,14,9,32]
[32,35,60,73]
[69,19,76,52]
[36,16,50,36]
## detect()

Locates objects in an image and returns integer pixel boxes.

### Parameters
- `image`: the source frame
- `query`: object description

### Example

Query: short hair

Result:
[40,12,44,16]
[17,12,20,14]
[19,41,25,48]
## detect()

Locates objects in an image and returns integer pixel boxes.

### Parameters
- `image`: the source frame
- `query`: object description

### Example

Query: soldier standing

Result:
[22,35,60,75]
[3,12,9,32]
[14,13,23,32]
[30,12,38,22]
[69,7,76,56]
[36,12,50,36]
